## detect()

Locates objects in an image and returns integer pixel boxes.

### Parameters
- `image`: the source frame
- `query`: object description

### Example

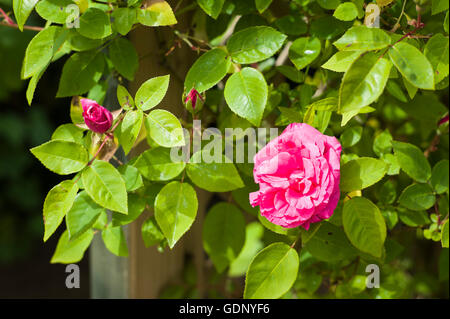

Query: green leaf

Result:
[51,229,93,264]
[112,7,136,36]
[30,140,89,175]
[116,109,143,155]
[202,202,245,273]
[26,67,46,105]
[340,157,388,192]
[56,50,105,97]
[289,37,321,70]
[445,11,449,33]
[381,153,400,175]
[109,38,139,81]
[112,194,146,227]
[117,85,135,109]
[66,191,105,240]
[340,126,362,148]
[224,67,268,126]
[117,165,144,192]
[82,160,128,214]
[135,75,170,111]
[339,52,392,114]
[373,129,393,157]
[304,222,357,262]
[141,216,165,247]
[431,160,449,194]
[134,147,186,181]
[22,26,64,79]
[184,48,232,93]
[137,1,177,27]
[388,42,435,90]
[43,180,79,242]
[274,14,307,36]
[229,222,264,277]
[424,33,449,84]
[77,7,112,39]
[343,197,387,258]
[102,226,128,257]
[318,0,341,10]
[432,0,449,15]
[154,181,198,249]
[13,0,39,31]
[197,0,225,19]
[442,220,449,248]
[333,26,391,51]
[333,2,358,21]
[227,26,287,64]
[322,51,361,73]
[310,15,348,40]
[398,208,431,227]
[35,0,75,24]
[378,180,397,204]
[398,183,436,211]
[255,0,272,13]
[203,203,246,272]
[244,242,299,299]
[93,211,108,230]
[392,141,431,183]
[69,32,103,52]
[52,124,84,143]
[145,109,185,147]
[186,151,244,192]
[381,208,398,230]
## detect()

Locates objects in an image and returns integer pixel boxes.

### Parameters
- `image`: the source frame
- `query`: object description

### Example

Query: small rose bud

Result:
[183,88,205,114]
[81,98,113,134]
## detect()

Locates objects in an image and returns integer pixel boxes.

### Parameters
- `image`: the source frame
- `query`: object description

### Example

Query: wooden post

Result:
[90,5,210,298]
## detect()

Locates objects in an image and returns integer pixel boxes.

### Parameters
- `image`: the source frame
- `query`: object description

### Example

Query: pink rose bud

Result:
[249,123,342,230]
[184,88,205,114]
[438,114,449,126]
[81,98,113,134]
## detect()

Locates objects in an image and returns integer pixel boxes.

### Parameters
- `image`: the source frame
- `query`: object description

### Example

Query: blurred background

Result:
[0,0,89,298]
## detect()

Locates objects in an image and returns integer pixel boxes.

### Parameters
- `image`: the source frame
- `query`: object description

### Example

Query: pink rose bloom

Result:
[250,123,342,230]
[81,98,113,134]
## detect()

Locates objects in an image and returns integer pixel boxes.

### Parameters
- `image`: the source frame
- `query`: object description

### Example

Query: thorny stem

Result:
[0,7,44,31]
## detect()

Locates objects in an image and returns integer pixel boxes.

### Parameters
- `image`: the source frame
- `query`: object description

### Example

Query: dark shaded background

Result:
[0,1,89,298]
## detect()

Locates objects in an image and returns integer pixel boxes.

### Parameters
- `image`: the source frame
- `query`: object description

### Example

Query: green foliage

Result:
[82,160,128,215]
[43,180,78,242]
[154,181,198,249]
[186,151,244,192]
[145,109,185,147]
[244,242,299,299]
[343,197,387,258]
[202,202,246,272]
[224,67,268,126]
[135,75,170,111]
[227,26,287,64]
[30,140,89,175]
[15,0,449,299]
[184,48,231,93]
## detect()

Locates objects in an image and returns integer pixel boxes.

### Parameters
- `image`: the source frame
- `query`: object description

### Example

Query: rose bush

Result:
[3,0,448,299]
